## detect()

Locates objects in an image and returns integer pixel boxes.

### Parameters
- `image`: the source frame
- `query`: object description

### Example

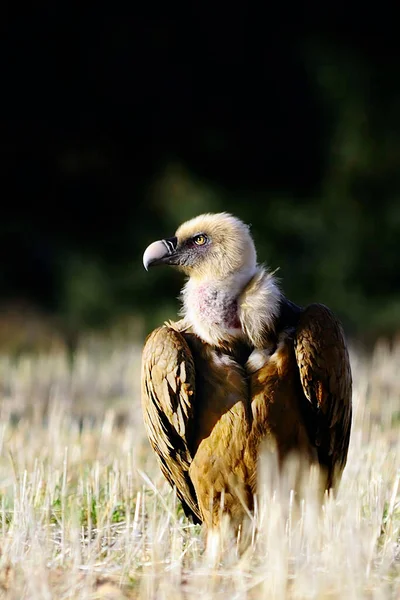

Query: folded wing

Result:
[294,303,352,487]
[141,325,201,522]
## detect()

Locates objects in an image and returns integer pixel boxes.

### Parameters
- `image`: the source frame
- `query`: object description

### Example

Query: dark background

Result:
[1,5,399,349]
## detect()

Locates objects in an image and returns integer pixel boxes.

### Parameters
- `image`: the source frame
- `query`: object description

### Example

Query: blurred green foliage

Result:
[2,39,400,345]
[64,67,396,338]
[58,50,400,342]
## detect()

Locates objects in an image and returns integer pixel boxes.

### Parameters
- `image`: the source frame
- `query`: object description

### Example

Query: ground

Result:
[0,334,399,599]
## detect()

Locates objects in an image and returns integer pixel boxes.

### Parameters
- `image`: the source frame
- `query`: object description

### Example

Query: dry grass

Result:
[0,335,399,599]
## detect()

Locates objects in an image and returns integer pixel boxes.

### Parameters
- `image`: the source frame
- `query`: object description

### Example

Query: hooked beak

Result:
[143,237,178,271]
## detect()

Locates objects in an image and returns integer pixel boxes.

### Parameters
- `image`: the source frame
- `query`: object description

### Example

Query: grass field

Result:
[0,335,399,599]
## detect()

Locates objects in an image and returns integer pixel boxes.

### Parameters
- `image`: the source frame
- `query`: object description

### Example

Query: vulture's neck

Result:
[181,266,281,348]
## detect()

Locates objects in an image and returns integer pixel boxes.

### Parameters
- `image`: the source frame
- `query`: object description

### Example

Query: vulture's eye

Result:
[193,234,208,246]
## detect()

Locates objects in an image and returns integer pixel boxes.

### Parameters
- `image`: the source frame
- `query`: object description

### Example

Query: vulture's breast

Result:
[248,335,315,460]
[186,331,316,527]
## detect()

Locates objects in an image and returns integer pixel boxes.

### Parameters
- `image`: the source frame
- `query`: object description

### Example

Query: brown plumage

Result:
[141,213,352,528]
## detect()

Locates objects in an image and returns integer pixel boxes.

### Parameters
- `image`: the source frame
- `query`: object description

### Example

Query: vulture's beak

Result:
[143,237,178,270]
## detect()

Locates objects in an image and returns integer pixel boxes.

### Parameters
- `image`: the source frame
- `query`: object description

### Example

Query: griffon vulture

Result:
[141,213,352,528]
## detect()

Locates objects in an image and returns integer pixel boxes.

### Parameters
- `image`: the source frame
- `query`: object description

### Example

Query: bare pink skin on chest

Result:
[195,284,241,330]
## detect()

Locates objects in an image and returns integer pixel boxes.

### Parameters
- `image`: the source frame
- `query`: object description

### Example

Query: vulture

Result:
[141,213,352,529]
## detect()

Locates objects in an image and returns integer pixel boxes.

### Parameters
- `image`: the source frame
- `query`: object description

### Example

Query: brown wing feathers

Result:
[294,303,352,485]
[141,326,201,522]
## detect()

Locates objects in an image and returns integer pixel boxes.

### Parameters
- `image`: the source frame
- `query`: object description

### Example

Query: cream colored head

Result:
[143,212,257,281]
[176,213,256,279]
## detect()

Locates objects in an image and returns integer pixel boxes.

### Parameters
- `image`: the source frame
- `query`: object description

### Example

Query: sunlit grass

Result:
[0,336,399,598]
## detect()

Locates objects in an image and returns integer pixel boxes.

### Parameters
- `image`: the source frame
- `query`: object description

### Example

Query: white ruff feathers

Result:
[238,267,281,348]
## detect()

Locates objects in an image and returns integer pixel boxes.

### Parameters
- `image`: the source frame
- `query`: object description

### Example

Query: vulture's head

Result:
[143,212,280,346]
[143,213,257,281]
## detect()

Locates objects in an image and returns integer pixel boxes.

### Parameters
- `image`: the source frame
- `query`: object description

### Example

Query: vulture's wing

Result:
[141,325,201,522]
[294,304,352,485]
